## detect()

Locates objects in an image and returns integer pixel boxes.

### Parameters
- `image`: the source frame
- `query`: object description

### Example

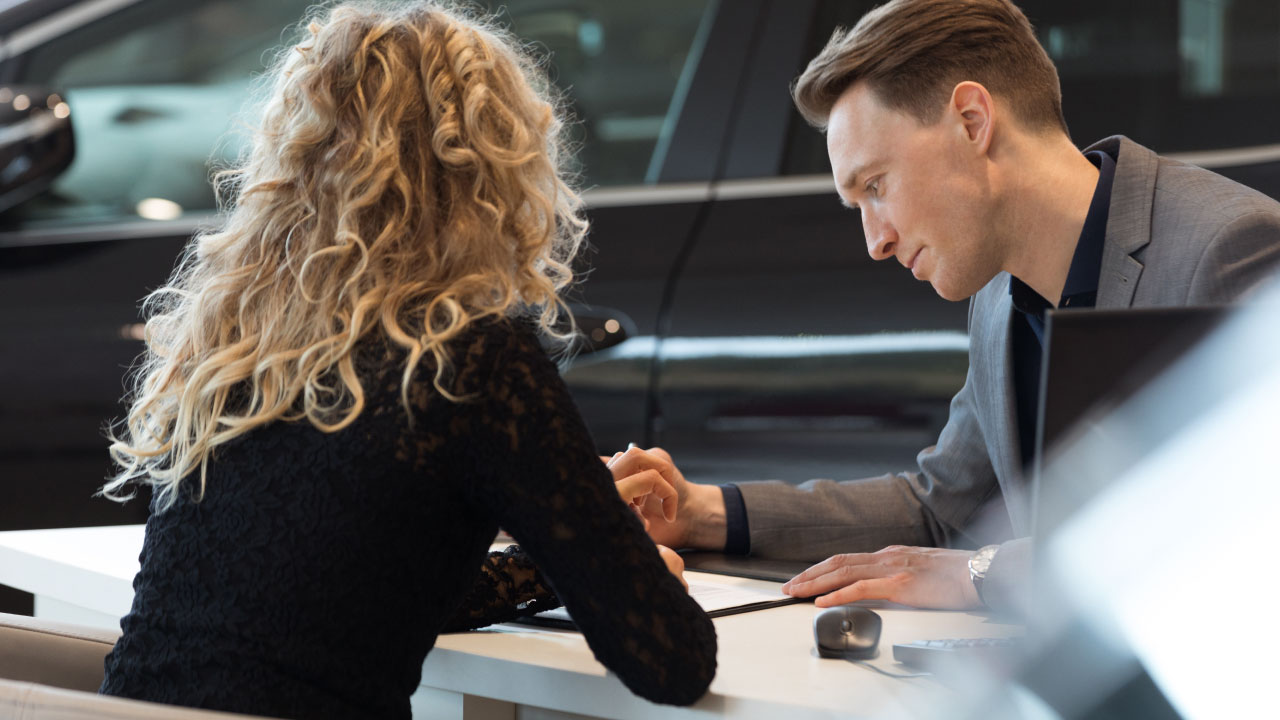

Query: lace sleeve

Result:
[438,323,717,706]
[441,545,560,632]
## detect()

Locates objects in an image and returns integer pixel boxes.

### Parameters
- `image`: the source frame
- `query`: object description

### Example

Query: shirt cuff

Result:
[720,484,750,556]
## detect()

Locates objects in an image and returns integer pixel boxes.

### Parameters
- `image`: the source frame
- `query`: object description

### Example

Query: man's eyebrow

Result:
[838,161,873,193]
[836,161,874,210]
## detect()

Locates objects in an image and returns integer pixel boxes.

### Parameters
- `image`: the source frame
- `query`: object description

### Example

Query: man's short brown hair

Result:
[792,0,1067,134]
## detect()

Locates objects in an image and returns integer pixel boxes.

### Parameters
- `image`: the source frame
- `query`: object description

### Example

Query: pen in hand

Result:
[606,441,639,469]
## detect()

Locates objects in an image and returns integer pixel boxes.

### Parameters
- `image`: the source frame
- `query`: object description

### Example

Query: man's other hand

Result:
[781,545,983,610]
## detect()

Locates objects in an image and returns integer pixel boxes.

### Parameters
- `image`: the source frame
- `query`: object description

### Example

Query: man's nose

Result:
[862,210,897,261]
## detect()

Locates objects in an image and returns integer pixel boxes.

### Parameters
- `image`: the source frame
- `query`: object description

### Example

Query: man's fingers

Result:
[814,576,905,608]
[783,562,888,598]
[782,553,876,591]
[782,546,977,610]
[645,446,673,463]
[607,447,679,490]
[659,485,677,522]
[614,469,678,521]
[614,470,662,502]
[629,504,650,532]
[615,469,677,505]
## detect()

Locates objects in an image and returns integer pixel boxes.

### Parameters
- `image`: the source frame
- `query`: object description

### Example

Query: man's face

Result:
[826,83,1002,301]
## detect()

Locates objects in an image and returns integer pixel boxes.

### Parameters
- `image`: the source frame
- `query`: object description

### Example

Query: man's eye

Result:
[865,179,880,196]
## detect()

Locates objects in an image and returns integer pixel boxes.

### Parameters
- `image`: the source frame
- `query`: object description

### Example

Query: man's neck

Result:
[996,133,1101,306]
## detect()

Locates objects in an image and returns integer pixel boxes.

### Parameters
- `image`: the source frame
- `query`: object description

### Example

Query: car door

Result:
[0,0,318,531]
[541,0,760,453]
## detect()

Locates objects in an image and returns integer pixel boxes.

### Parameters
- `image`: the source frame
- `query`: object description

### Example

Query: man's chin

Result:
[929,276,982,302]
[926,274,962,297]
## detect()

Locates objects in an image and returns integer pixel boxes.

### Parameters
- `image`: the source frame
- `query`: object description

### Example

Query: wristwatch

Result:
[968,544,1000,607]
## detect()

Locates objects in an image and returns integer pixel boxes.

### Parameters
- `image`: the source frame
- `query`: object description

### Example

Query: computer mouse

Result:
[813,606,882,659]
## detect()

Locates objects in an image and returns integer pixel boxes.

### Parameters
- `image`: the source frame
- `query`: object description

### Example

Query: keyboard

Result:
[892,636,1022,670]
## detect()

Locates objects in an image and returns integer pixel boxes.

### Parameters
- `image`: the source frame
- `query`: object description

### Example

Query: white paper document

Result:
[684,577,791,613]
[532,572,792,624]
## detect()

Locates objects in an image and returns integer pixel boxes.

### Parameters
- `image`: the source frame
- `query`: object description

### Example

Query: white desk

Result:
[0,526,1023,719]
[0,524,140,629]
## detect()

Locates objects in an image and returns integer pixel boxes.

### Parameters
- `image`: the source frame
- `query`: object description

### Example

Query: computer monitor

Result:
[1031,306,1227,536]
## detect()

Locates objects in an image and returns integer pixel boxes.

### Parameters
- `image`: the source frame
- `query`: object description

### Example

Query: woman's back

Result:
[102,320,716,719]
[98,3,716,715]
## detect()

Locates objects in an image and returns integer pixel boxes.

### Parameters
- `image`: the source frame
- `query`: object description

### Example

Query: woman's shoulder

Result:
[353,315,561,402]
[352,314,537,363]
[460,315,559,365]
[446,315,564,393]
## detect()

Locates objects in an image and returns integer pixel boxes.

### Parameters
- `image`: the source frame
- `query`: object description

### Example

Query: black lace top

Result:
[99,320,717,719]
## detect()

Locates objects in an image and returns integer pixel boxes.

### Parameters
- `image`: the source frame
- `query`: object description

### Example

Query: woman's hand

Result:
[657,544,689,592]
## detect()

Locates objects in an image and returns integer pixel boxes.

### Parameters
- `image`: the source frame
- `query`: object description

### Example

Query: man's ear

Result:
[949,81,994,155]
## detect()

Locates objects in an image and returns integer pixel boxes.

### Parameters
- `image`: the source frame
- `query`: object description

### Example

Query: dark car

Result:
[4,0,1280,538]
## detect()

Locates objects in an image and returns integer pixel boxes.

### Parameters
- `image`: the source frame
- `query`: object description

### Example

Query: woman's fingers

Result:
[657,544,689,592]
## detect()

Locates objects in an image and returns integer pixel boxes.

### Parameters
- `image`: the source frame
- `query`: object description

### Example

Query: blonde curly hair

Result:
[104,0,587,511]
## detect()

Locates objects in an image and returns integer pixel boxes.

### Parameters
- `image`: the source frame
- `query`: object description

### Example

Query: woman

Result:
[98,3,716,718]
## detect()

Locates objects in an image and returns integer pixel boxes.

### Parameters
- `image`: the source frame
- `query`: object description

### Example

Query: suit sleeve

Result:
[737,300,1005,562]
[981,536,1033,615]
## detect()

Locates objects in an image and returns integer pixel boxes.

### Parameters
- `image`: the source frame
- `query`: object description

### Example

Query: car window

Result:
[777,0,879,178]
[0,0,712,232]
[1032,0,1280,152]
[503,2,713,187]
[0,0,313,231]
[781,0,1280,177]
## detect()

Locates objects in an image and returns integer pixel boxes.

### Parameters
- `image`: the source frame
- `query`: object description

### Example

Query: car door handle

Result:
[113,106,170,124]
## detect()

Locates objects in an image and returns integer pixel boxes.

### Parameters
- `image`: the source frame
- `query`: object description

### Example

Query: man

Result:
[608,0,1280,613]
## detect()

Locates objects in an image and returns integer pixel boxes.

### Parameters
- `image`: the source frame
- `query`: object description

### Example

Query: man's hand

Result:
[601,446,727,551]
[610,452,679,531]
[780,545,983,610]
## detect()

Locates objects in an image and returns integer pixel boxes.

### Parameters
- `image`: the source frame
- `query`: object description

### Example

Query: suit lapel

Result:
[1085,136,1158,308]
[977,274,1028,531]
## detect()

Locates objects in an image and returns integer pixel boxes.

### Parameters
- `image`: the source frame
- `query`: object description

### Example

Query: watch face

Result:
[971,546,997,576]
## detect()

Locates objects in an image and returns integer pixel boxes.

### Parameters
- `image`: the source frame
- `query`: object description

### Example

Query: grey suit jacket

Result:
[735,136,1280,608]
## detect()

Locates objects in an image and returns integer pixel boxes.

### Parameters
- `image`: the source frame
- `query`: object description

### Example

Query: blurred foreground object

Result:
[962,272,1280,718]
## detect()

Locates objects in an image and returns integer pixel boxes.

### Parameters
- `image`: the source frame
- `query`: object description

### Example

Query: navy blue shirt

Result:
[719,149,1117,555]
[1009,149,1115,468]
